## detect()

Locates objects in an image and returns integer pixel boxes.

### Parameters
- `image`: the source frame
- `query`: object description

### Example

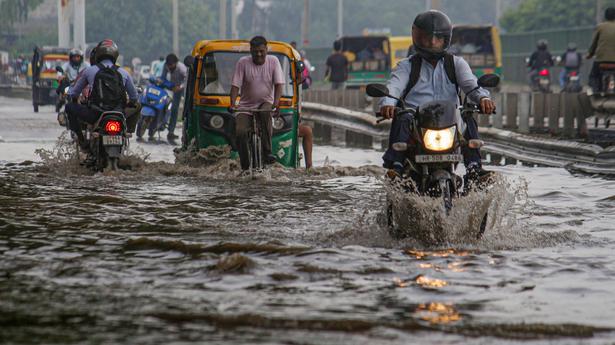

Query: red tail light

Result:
[104,120,122,135]
[539,69,550,77]
[569,71,578,76]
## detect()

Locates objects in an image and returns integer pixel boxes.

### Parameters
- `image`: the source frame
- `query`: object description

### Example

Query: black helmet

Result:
[412,10,452,60]
[567,42,577,51]
[606,7,615,21]
[94,39,119,64]
[536,39,548,50]
[69,48,84,67]
[89,47,97,65]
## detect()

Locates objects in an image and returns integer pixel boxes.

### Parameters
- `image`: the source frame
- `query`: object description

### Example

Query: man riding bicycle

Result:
[229,36,285,171]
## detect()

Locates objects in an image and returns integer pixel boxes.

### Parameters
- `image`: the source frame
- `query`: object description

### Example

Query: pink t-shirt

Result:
[231,55,285,108]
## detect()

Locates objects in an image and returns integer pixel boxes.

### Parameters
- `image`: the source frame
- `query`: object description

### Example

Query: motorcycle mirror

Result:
[392,142,408,152]
[183,55,195,68]
[477,74,500,88]
[55,66,64,73]
[366,84,392,98]
[296,60,305,73]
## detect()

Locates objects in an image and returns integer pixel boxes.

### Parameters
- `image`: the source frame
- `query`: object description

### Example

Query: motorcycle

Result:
[525,56,552,93]
[366,74,500,241]
[562,69,582,93]
[60,106,128,171]
[136,77,174,141]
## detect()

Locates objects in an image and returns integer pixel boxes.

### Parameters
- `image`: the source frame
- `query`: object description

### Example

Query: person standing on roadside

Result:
[161,53,187,143]
[325,40,348,90]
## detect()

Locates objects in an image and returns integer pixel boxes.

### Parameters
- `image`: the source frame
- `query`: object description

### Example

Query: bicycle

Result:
[232,107,278,178]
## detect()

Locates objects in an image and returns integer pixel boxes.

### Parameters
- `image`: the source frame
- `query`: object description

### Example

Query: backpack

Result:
[564,51,580,68]
[398,53,460,107]
[89,63,127,111]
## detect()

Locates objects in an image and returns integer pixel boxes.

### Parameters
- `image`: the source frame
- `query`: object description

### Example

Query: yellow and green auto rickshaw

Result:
[339,35,413,88]
[180,40,304,168]
[31,46,70,112]
[449,25,502,77]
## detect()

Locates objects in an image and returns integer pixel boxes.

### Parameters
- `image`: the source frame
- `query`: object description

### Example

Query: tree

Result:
[0,0,45,32]
[86,0,215,62]
[500,0,615,33]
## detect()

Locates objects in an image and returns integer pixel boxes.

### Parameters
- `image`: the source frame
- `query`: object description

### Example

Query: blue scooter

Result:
[136,77,175,141]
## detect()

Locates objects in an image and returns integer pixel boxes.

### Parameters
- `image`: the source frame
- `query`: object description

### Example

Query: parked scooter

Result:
[136,77,174,142]
[366,74,500,241]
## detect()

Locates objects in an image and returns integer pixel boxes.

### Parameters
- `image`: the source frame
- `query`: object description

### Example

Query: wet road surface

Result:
[1,98,615,344]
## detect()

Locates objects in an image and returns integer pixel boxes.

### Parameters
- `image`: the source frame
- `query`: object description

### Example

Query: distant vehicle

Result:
[30,46,70,112]
[339,35,413,88]
[448,25,502,78]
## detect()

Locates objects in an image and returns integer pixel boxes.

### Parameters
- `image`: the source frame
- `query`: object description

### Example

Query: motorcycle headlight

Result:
[210,114,224,129]
[64,86,70,94]
[423,127,456,152]
[272,117,285,130]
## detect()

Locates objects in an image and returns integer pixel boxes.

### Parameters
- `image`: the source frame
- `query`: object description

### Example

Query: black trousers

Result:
[65,103,141,135]
[235,103,273,170]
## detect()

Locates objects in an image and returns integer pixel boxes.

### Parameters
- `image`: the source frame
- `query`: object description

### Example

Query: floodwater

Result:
[1,96,615,344]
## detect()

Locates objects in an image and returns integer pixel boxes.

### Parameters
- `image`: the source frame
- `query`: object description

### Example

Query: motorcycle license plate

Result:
[415,154,463,163]
[570,76,579,81]
[102,135,123,146]
[539,79,549,85]
[149,88,160,96]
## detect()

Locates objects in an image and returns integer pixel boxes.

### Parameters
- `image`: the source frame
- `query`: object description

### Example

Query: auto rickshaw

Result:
[339,35,413,88]
[180,40,304,168]
[31,46,70,112]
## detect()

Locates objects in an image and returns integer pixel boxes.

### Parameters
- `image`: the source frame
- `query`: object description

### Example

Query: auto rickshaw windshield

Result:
[199,51,294,97]
[42,57,67,73]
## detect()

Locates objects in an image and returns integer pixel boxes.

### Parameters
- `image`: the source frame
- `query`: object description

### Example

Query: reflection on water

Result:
[415,302,461,324]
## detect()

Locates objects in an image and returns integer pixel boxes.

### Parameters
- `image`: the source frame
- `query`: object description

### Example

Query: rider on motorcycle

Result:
[559,42,582,89]
[65,39,139,151]
[587,7,615,92]
[379,10,495,180]
[527,39,554,86]
[56,48,88,95]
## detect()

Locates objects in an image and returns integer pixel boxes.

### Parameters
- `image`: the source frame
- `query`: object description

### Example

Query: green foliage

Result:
[500,0,615,33]
[86,0,216,62]
[0,0,45,31]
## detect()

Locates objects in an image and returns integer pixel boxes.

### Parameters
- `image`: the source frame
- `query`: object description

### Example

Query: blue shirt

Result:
[68,59,138,101]
[379,55,490,108]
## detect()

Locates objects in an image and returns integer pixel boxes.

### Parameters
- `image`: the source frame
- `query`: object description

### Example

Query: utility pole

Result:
[219,0,227,38]
[495,0,501,29]
[73,0,86,51]
[57,0,71,48]
[231,0,238,39]
[337,0,343,38]
[172,0,179,55]
[429,0,441,10]
[301,0,310,46]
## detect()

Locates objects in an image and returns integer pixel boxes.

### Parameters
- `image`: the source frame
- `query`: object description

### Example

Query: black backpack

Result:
[89,63,127,111]
[398,53,460,106]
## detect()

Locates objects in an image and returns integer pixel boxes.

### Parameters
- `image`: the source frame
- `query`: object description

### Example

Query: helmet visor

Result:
[412,25,450,55]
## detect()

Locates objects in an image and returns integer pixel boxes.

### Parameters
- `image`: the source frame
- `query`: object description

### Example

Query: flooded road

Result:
[1,97,615,344]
